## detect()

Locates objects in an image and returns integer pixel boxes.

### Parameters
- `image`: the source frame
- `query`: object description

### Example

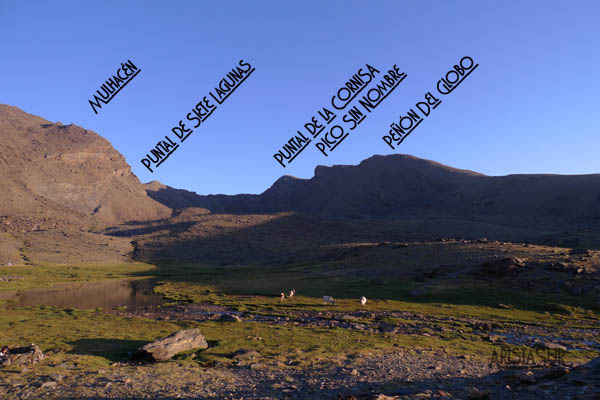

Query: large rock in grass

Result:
[1,344,44,366]
[132,329,208,362]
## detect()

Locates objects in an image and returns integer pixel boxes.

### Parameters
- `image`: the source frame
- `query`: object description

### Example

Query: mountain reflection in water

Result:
[1,279,164,311]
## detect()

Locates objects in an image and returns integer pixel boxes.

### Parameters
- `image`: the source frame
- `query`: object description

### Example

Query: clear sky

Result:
[1,1,598,194]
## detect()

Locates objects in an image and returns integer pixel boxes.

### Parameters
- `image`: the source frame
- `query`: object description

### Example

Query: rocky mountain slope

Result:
[0,104,170,231]
[146,154,600,232]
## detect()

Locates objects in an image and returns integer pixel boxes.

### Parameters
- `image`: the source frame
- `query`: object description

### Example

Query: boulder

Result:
[132,328,208,362]
[545,261,570,271]
[478,257,526,277]
[232,349,260,364]
[514,370,536,384]
[466,387,489,400]
[569,286,584,296]
[41,381,57,389]
[534,342,567,351]
[543,367,569,379]
[570,248,589,256]
[1,344,44,367]
[219,314,242,322]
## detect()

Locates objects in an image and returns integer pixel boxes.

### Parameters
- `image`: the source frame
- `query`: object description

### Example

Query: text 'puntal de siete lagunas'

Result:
[141,59,254,172]
[273,63,406,168]
[88,60,140,115]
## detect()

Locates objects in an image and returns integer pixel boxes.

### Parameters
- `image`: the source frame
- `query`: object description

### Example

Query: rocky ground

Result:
[0,349,598,399]
[0,297,597,399]
[114,303,600,355]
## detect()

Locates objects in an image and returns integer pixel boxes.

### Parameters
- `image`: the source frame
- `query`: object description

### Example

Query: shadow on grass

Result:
[108,211,599,316]
[67,338,148,362]
[151,269,598,317]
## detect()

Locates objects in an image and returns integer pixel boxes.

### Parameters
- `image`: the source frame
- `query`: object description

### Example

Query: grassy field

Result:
[0,260,598,375]
[0,305,497,368]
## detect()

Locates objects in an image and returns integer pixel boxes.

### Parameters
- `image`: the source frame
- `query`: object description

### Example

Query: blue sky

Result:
[1,1,598,194]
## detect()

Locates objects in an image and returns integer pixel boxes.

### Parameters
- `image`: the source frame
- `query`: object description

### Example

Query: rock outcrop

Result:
[0,104,171,230]
[0,344,44,367]
[132,329,208,362]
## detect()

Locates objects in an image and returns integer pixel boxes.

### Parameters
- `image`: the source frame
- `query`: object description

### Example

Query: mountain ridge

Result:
[2,104,599,236]
[145,153,600,229]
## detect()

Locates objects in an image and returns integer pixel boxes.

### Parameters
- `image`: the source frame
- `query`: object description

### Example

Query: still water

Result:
[0,279,165,311]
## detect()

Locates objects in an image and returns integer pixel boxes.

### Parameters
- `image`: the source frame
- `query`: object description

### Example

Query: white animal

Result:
[280,292,285,301]
[360,296,367,306]
[288,289,296,298]
[322,296,336,305]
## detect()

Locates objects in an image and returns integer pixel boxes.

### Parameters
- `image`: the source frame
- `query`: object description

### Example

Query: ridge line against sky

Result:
[1,0,598,195]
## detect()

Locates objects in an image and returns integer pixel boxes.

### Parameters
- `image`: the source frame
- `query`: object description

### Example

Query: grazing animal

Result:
[280,292,285,301]
[360,296,367,306]
[322,295,336,305]
[288,289,296,298]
